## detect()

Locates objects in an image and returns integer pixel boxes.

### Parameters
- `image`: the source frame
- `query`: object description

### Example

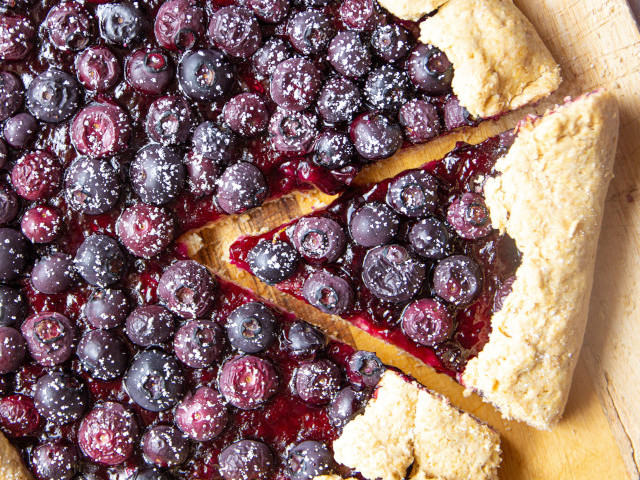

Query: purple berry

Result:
[0,394,41,437]
[31,440,78,480]
[65,156,121,215]
[33,372,88,425]
[226,302,276,354]
[184,152,220,197]
[216,162,269,214]
[75,46,121,91]
[75,235,127,287]
[0,286,26,326]
[20,205,62,244]
[350,202,399,247]
[84,288,130,329]
[364,65,410,112]
[247,239,300,285]
[350,112,403,160]
[125,49,174,95]
[0,326,26,374]
[386,170,439,218]
[3,113,37,149]
[157,260,217,319]
[0,72,23,121]
[126,305,175,346]
[218,355,278,409]
[223,93,269,137]
[287,441,334,480]
[370,24,412,63]
[0,185,19,225]
[328,386,366,428]
[401,298,453,346]
[312,130,354,170]
[443,96,474,130]
[26,70,80,123]
[154,0,205,51]
[302,270,354,315]
[399,99,442,144]
[294,359,341,405]
[407,217,449,260]
[11,151,62,201]
[178,49,234,102]
[338,0,381,31]
[116,203,176,258]
[270,58,321,112]
[31,253,76,295]
[347,351,385,388]
[174,319,225,368]
[136,466,176,480]
[0,11,35,61]
[432,255,483,306]
[362,244,426,303]
[292,216,346,263]
[78,402,139,465]
[288,10,335,55]
[208,6,262,58]
[447,192,493,239]
[407,44,453,95]
[124,349,186,412]
[219,440,274,480]
[146,96,192,145]
[317,77,362,124]
[142,425,189,467]
[130,144,185,205]
[21,312,75,366]
[71,103,131,158]
[247,0,289,23]
[44,2,95,51]
[191,121,238,162]
[175,386,228,441]
[252,38,291,78]
[269,108,318,156]
[285,321,326,359]
[97,3,147,47]
[0,228,28,281]
[77,330,129,380]
[328,31,371,79]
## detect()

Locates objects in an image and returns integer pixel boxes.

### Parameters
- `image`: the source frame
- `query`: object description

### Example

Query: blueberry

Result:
[77,330,129,380]
[130,144,185,206]
[174,319,225,368]
[312,130,354,170]
[252,38,292,78]
[31,253,76,295]
[216,162,269,215]
[446,192,493,239]
[0,227,28,281]
[126,305,175,346]
[270,58,322,112]
[11,151,62,201]
[26,70,80,123]
[364,65,411,112]
[386,170,439,218]
[146,96,192,145]
[247,0,289,23]
[432,255,482,306]
[3,113,38,149]
[98,3,148,48]
[401,298,453,346]
[302,270,354,315]
[0,72,24,121]
[75,235,127,287]
[407,217,449,260]
[294,359,341,405]
[219,440,274,480]
[0,286,26,326]
[0,139,6,168]
[178,49,234,102]
[218,355,278,409]
[399,99,442,144]
[362,244,426,303]
[292,216,346,263]
[493,276,516,312]
[328,386,366,428]
[287,441,334,480]
[0,394,41,436]
[349,202,399,247]
[125,49,174,95]
[157,260,217,319]
[443,96,474,130]
[84,288,130,329]
[31,440,78,480]
[71,103,132,158]
[0,11,35,61]
[154,0,205,51]
[317,77,362,124]
[191,121,238,162]
[328,31,371,79]
[350,112,403,160]
[75,46,121,91]
[45,2,95,51]
[33,372,88,425]
[370,24,412,63]
[175,386,228,441]
[269,108,318,156]
[247,239,300,285]
[0,326,26,374]
[0,185,19,225]
[77,402,139,465]
[21,312,75,366]
[21,205,63,244]
[142,425,189,467]
[407,44,453,95]
[226,302,276,354]
[338,0,380,31]
[347,351,385,388]
[285,321,326,359]
[135,467,176,480]
[223,93,269,137]
[208,6,262,58]
[116,204,176,258]
[125,349,186,412]
[288,10,335,55]
[184,152,220,197]
[65,156,122,215]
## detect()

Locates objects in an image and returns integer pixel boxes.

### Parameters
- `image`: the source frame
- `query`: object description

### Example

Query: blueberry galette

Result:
[230,90,620,430]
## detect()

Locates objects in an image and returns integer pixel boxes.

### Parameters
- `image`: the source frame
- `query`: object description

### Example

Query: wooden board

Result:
[185,1,640,478]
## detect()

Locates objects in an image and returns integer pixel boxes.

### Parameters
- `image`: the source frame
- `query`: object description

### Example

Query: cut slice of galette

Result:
[229,89,620,430]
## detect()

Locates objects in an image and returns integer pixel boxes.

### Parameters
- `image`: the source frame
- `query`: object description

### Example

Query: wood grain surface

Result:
[184,1,640,478]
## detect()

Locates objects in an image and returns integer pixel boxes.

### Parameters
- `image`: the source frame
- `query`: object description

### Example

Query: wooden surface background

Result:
[184,1,640,478]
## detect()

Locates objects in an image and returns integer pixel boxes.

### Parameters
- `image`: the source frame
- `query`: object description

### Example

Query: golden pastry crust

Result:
[0,432,32,480]
[462,90,620,430]
[333,371,501,480]
[420,0,561,118]
[376,0,444,20]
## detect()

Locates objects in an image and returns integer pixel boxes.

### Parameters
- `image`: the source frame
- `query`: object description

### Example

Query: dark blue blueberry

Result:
[65,156,121,215]
[287,441,334,480]
[247,239,300,285]
[31,253,76,295]
[349,202,399,247]
[386,170,439,218]
[407,217,450,260]
[77,330,129,380]
[226,302,276,354]
[26,70,80,123]
[219,440,274,480]
[98,3,148,48]
[130,145,185,206]
[74,235,127,287]
[0,227,28,282]
[178,49,234,102]
[33,372,88,425]
[432,255,482,306]
[302,270,354,315]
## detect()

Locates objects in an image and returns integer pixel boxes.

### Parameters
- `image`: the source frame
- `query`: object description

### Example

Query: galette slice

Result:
[229,89,619,430]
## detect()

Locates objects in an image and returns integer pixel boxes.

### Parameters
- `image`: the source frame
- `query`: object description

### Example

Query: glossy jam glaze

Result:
[230,132,521,377]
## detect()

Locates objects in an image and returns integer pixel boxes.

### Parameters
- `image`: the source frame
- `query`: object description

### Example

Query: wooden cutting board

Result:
[184,1,640,478]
